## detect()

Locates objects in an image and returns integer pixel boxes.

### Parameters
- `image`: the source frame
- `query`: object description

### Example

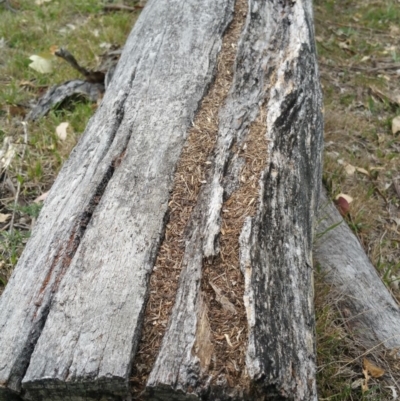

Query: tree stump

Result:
[0,0,323,400]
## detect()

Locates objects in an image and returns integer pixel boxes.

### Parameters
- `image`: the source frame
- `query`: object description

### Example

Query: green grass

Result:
[0,0,140,284]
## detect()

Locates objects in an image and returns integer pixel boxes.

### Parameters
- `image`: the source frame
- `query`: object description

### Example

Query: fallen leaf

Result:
[0,137,16,171]
[389,276,400,292]
[363,358,385,378]
[344,163,369,176]
[35,0,52,5]
[362,367,370,393]
[386,385,398,400]
[392,116,400,135]
[335,197,350,216]
[34,191,49,203]
[344,163,356,175]
[335,193,353,204]
[49,45,59,55]
[389,25,400,36]
[56,122,69,141]
[351,378,364,389]
[338,41,350,50]
[356,167,369,176]
[7,105,27,118]
[29,54,53,74]
[210,282,236,314]
[0,213,11,223]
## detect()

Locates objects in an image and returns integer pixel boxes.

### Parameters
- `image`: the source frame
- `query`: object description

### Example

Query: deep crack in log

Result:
[130,0,246,397]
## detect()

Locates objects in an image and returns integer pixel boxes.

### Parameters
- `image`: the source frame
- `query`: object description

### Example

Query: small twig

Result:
[55,48,105,84]
[393,177,400,201]
[319,61,400,75]
[9,122,28,235]
[333,334,400,375]
[316,18,388,35]
[0,0,17,13]
[103,4,143,12]
[0,222,11,232]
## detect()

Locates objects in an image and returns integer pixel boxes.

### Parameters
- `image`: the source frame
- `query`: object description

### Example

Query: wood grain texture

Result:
[0,0,233,399]
[0,0,326,399]
[27,80,104,121]
[314,189,400,350]
[146,0,323,399]
[237,1,323,399]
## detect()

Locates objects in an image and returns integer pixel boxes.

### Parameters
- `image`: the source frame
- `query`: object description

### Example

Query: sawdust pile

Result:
[201,104,268,388]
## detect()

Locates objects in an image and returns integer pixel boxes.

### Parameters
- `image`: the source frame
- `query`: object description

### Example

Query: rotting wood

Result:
[314,188,400,350]
[144,0,323,399]
[27,79,104,121]
[0,0,234,399]
[130,0,242,396]
[234,0,323,399]
[1,0,325,399]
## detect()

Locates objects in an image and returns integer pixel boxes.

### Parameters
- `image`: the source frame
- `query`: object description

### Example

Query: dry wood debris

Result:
[131,0,250,396]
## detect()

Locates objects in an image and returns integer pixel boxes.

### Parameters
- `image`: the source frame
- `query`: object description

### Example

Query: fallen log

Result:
[0,0,323,400]
[314,189,400,351]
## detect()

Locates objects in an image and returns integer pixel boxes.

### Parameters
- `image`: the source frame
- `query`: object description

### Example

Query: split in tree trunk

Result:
[0,0,323,400]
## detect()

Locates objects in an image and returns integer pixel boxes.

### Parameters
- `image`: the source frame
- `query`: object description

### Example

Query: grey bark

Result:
[27,80,104,121]
[0,0,324,400]
[0,0,233,399]
[146,0,323,400]
[314,189,400,350]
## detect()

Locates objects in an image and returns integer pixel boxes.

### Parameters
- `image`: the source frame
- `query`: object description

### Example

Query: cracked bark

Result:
[0,0,323,400]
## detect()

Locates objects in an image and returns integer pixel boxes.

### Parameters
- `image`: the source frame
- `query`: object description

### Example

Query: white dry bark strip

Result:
[0,0,233,400]
[314,189,400,351]
[237,0,323,399]
[146,0,323,399]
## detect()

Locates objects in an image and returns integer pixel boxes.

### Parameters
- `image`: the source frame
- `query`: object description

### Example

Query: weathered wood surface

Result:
[27,80,104,121]
[146,0,323,399]
[314,189,400,350]
[0,0,233,399]
[0,0,325,399]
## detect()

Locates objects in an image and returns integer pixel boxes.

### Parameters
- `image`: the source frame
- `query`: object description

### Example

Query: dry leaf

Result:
[29,54,53,74]
[351,378,364,389]
[335,194,353,217]
[356,167,369,176]
[362,367,370,393]
[210,282,236,314]
[0,137,16,171]
[335,193,353,204]
[344,163,356,175]
[335,197,350,216]
[389,25,400,36]
[386,385,398,400]
[0,213,11,223]
[35,0,52,5]
[363,358,385,378]
[344,162,369,176]
[338,41,350,50]
[392,116,400,135]
[56,122,69,141]
[34,191,49,204]
[49,45,59,55]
